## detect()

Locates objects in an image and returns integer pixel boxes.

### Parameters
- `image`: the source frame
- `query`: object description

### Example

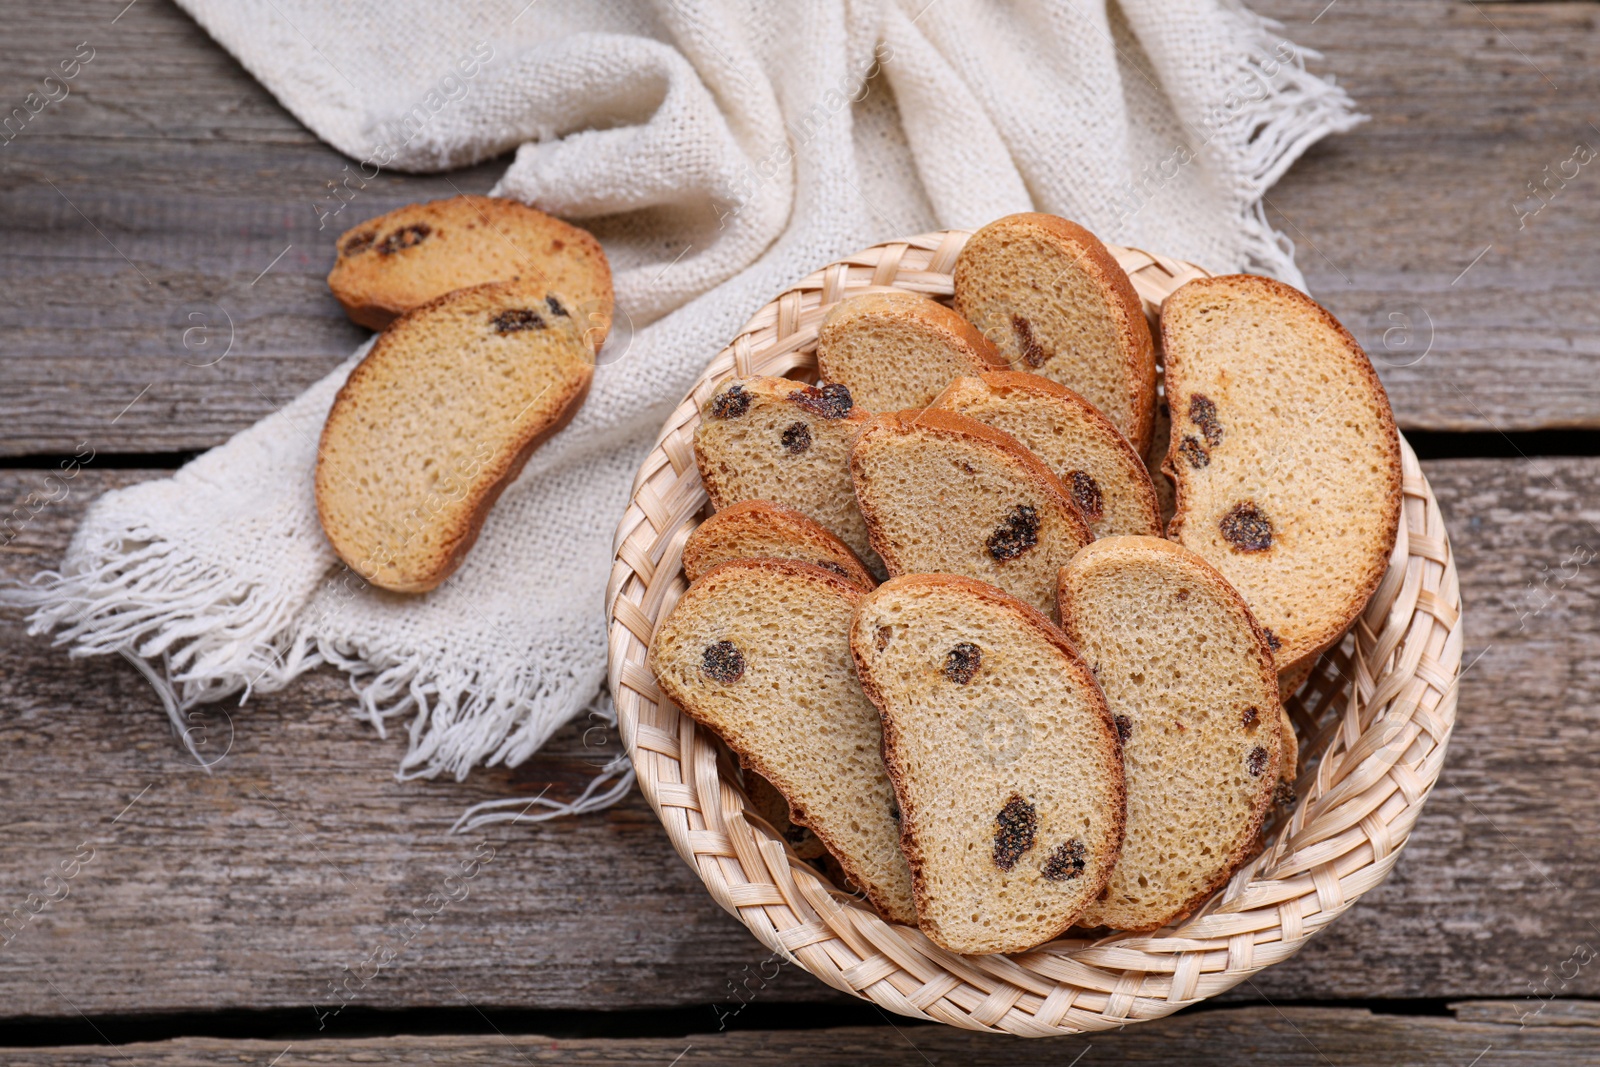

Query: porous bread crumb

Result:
[815,290,1004,412]
[328,195,612,334]
[850,409,1091,618]
[1058,535,1284,932]
[693,376,883,574]
[932,373,1162,539]
[681,500,875,590]
[1161,274,1403,673]
[315,280,594,593]
[851,574,1125,954]
[649,559,915,924]
[953,214,1157,452]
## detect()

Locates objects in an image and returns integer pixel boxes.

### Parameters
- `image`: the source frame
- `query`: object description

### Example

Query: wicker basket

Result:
[605,231,1462,1036]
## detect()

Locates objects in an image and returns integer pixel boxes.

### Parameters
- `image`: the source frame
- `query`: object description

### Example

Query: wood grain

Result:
[2,0,1600,455]
[0,458,1596,1018]
[2,1002,1597,1064]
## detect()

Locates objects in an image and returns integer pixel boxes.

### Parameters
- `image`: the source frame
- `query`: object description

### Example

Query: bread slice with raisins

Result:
[693,376,879,572]
[1057,535,1284,932]
[931,373,1162,539]
[316,281,593,592]
[850,409,1091,618]
[682,500,874,590]
[327,195,613,335]
[648,559,915,924]
[1161,274,1403,673]
[953,214,1157,452]
[850,574,1124,954]
[815,290,1005,412]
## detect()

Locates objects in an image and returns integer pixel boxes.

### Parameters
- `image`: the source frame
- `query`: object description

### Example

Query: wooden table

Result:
[2,1,1596,1062]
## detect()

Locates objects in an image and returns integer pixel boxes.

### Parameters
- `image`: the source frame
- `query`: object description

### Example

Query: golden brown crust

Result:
[849,408,1093,574]
[693,376,873,513]
[816,289,1006,378]
[849,573,1126,948]
[1055,535,1282,932]
[649,558,914,924]
[948,371,1164,536]
[1160,274,1403,674]
[328,195,613,336]
[682,500,875,589]
[314,280,593,593]
[954,213,1157,453]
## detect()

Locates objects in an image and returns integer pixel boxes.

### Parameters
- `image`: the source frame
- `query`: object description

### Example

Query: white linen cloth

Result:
[6,0,1359,815]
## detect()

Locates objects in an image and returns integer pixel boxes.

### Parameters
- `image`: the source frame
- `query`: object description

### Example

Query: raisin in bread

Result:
[953,214,1157,452]
[1161,274,1403,674]
[932,372,1162,539]
[693,376,880,572]
[315,281,592,592]
[1057,535,1283,932]
[682,500,874,590]
[648,559,915,923]
[815,290,1004,412]
[328,195,613,335]
[850,409,1091,618]
[850,574,1124,954]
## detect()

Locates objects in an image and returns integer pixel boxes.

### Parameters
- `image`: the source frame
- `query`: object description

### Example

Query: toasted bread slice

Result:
[744,771,827,861]
[815,290,1005,412]
[932,373,1162,539]
[1058,536,1283,932]
[327,195,613,334]
[693,376,880,572]
[850,410,1091,618]
[851,574,1125,954]
[315,281,593,592]
[1145,399,1177,526]
[682,500,874,590]
[1161,275,1403,673]
[953,214,1156,452]
[648,559,915,923]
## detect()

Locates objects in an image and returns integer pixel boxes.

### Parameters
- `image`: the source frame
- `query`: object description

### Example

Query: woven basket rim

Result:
[605,230,1462,1036]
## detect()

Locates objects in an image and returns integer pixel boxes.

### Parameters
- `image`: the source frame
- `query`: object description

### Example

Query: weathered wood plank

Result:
[1,0,1599,454]
[0,457,1595,1017]
[3,1002,1597,1065]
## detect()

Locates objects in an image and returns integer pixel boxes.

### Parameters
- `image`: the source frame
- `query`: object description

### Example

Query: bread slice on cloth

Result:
[850,409,1091,618]
[1057,535,1284,932]
[815,290,1005,412]
[932,373,1162,539]
[315,281,593,593]
[693,376,880,572]
[953,214,1157,452]
[850,574,1124,954]
[648,559,915,924]
[682,500,874,590]
[327,195,613,335]
[1161,274,1403,673]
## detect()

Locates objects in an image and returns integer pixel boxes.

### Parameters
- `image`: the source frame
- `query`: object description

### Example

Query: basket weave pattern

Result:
[605,231,1462,1035]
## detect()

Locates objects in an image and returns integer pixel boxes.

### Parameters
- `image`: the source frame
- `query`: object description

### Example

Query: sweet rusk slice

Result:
[647,559,915,924]
[850,409,1091,618]
[815,289,1005,412]
[327,195,613,334]
[952,214,1157,452]
[1058,536,1284,932]
[851,575,1124,954]
[315,281,593,592]
[1161,274,1403,673]
[682,500,875,590]
[931,372,1162,538]
[692,376,879,572]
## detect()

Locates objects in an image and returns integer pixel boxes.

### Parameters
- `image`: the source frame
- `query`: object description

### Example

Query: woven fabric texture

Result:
[8,0,1360,786]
